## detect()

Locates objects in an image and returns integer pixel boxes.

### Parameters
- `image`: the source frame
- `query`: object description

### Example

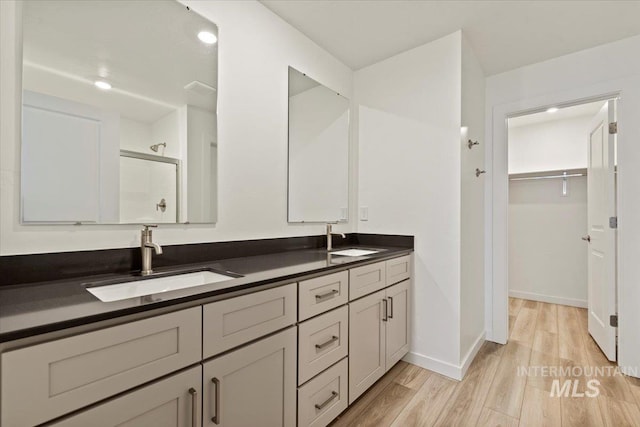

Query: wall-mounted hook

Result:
[467,139,480,149]
[475,168,486,177]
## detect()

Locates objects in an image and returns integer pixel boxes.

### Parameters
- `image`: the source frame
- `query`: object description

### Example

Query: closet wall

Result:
[508,114,591,307]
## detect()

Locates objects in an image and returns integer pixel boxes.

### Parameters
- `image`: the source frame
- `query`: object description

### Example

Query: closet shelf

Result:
[509,168,587,181]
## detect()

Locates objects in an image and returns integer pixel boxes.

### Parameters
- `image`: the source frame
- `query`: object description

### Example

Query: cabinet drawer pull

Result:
[315,335,339,351]
[314,391,339,411]
[382,298,388,322]
[388,296,394,319]
[315,289,339,302]
[211,377,220,424]
[188,387,198,427]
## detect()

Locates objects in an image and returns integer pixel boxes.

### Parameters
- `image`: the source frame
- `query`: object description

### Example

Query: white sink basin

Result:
[86,270,236,302]
[330,249,379,257]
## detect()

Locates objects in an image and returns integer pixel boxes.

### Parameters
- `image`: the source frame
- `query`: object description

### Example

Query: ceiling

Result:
[261,1,640,75]
[508,100,605,128]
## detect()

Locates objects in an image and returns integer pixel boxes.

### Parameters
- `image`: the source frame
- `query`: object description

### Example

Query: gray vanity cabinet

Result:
[202,327,297,427]
[348,256,412,404]
[50,366,202,427]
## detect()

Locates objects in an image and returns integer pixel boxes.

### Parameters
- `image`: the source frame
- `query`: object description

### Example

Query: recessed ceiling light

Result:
[94,80,112,90]
[198,31,217,45]
[546,107,559,113]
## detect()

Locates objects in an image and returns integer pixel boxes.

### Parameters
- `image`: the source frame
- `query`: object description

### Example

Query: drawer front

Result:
[51,366,202,427]
[386,255,411,285]
[203,283,297,358]
[298,358,348,427]
[1,307,202,427]
[298,306,349,385]
[349,261,386,300]
[298,271,348,321]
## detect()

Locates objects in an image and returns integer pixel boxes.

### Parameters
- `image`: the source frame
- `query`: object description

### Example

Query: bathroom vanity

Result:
[0,240,412,427]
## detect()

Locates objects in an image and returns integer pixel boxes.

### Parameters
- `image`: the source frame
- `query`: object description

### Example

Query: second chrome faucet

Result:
[326,223,345,251]
[141,225,163,276]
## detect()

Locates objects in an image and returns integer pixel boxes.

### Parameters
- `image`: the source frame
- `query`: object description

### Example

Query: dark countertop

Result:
[0,245,412,343]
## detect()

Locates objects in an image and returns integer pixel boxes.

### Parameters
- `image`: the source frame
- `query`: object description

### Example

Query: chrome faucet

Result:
[326,223,345,251]
[141,225,163,276]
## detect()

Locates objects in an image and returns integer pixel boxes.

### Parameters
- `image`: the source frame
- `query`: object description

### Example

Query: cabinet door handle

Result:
[188,387,198,427]
[211,377,220,424]
[315,391,338,410]
[388,296,394,319]
[315,335,339,351]
[382,298,388,322]
[315,289,339,302]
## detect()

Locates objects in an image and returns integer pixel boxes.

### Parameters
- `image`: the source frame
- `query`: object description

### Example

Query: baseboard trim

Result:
[460,332,486,378]
[403,352,463,380]
[509,290,587,308]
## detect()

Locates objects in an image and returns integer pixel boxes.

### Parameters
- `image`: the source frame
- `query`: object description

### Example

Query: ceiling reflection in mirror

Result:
[20,0,218,224]
[287,67,350,223]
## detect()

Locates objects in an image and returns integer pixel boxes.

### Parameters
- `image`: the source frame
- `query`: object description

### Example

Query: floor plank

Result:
[484,341,531,418]
[476,407,519,427]
[519,385,562,427]
[390,373,458,427]
[510,307,538,346]
[434,353,500,426]
[536,302,558,334]
[598,394,640,426]
[561,395,604,427]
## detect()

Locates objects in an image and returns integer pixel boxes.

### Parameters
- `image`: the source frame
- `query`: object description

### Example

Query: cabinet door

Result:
[385,280,410,369]
[348,290,386,404]
[203,327,297,427]
[51,366,201,427]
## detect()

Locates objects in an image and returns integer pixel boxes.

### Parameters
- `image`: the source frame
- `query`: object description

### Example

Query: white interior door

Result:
[586,99,617,361]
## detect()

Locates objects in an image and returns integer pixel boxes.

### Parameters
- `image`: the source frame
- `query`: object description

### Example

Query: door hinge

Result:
[609,216,618,229]
[610,315,618,327]
[609,122,618,134]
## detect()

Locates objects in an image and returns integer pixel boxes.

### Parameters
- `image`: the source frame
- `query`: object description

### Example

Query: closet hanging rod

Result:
[510,173,585,181]
[509,168,587,182]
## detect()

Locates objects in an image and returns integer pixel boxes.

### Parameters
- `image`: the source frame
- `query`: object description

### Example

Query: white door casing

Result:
[586,100,617,361]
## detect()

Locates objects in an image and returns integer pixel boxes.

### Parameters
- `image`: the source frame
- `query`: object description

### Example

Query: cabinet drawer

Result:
[203,283,296,358]
[1,307,201,427]
[298,306,348,385]
[51,366,201,427]
[349,261,386,300]
[386,255,411,285]
[298,358,348,427]
[299,271,348,321]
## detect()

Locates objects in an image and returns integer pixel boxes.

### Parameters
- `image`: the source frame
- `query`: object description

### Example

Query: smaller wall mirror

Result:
[287,67,350,223]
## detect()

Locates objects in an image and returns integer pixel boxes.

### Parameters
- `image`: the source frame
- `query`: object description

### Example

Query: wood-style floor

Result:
[331,298,640,426]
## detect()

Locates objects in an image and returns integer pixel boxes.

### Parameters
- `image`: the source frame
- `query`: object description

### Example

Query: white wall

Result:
[460,35,486,366]
[509,177,588,306]
[508,115,592,174]
[356,32,463,375]
[485,34,640,375]
[0,0,353,255]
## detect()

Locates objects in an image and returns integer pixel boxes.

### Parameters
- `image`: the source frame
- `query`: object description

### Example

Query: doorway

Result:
[505,98,618,361]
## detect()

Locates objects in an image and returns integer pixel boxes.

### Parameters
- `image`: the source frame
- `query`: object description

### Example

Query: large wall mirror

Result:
[20,0,218,224]
[288,67,349,223]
